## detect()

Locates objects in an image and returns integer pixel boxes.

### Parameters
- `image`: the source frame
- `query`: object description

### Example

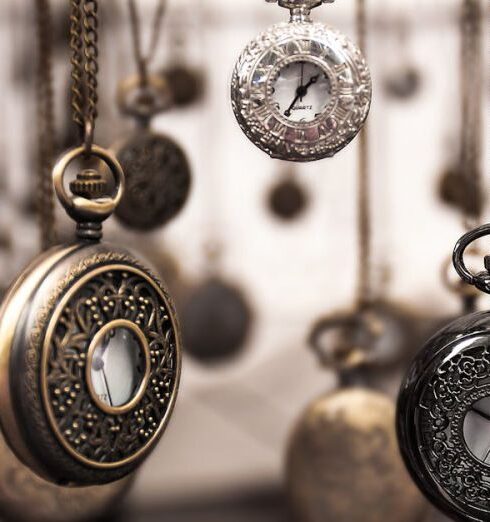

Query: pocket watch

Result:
[111,0,192,231]
[0,430,131,522]
[287,388,425,522]
[181,276,252,365]
[267,164,309,221]
[397,224,490,522]
[0,146,181,487]
[231,0,372,162]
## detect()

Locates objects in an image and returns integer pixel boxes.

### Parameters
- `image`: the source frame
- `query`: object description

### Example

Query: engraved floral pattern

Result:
[231,22,371,161]
[419,343,490,512]
[44,267,178,465]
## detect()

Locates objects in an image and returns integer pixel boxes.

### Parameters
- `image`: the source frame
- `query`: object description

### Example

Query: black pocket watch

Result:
[0,146,181,487]
[398,224,490,522]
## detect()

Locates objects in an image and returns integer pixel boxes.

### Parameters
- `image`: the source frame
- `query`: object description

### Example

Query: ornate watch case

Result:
[231,0,371,162]
[397,225,490,522]
[0,146,181,487]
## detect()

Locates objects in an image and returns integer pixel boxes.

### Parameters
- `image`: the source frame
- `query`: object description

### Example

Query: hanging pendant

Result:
[180,277,252,365]
[287,388,425,522]
[0,146,181,486]
[112,130,191,231]
[397,225,490,522]
[231,0,371,162]
[267,164,309,221]
[112,77,191,231]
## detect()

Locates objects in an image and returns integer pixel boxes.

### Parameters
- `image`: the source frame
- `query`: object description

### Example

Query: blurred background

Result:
[0,0,489,521]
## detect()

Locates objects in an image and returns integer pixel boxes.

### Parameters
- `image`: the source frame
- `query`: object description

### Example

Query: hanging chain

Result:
[70,0,99,153]
[355,0,372,308]
[35,0,56,250]
[460,0,483,229]
[127,0,167,86]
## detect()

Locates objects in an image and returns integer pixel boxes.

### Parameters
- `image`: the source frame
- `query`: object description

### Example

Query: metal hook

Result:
[453,223,490,294]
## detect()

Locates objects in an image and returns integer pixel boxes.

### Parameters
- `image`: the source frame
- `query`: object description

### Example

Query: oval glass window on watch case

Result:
[231,0,372,162]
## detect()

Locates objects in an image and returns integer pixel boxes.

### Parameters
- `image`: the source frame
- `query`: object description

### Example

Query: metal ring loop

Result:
[53,144,125,222]
[453,224,490,286]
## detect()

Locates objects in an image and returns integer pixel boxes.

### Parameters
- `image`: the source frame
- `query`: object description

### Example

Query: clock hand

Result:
[101,366,113,407]
[284,74,320,117]
[299,62,305,101]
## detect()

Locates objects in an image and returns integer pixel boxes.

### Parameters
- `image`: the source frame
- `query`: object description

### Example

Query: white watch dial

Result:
[272,60,331,123]
[90,327,146,408]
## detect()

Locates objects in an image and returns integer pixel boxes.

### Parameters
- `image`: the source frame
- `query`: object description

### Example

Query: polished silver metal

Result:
[397,311,490,522]
[231,2,371,162]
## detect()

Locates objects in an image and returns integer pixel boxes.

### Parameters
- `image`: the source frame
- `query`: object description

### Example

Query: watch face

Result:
[89,322,149,411]
[231,22,371,162]
[271,60,331,123]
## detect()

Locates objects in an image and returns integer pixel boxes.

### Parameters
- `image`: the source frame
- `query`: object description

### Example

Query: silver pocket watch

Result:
[231,0,372,162]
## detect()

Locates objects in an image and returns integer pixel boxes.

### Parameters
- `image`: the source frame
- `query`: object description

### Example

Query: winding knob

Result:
[69,169,108,200]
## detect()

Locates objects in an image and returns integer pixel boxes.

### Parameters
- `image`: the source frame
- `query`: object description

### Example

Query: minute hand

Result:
[284,74,320,117]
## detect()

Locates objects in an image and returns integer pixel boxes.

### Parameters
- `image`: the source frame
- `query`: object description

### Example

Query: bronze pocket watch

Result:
[231,0,372,162]
[0,146,181,487]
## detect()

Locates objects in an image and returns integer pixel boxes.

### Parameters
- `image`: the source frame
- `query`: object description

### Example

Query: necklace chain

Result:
[70,0,99,151]
[128,0,167,85]
[35,0,56,250]
[355,0,372,307]
[460,0,483,227]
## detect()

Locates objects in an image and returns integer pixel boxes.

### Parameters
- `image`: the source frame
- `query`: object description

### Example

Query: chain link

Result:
[128,0,167,85]
[355,0,372,307]
[70,0,99,152]
[460,0,483,225]
[35,0,56,250]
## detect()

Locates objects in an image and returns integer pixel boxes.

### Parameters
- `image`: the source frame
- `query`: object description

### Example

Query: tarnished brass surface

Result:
[286,388,426,522]
[0,431,130,522]
[0,243,181,485]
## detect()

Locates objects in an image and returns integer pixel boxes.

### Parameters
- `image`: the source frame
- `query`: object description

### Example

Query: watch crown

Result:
[70,169,108,200]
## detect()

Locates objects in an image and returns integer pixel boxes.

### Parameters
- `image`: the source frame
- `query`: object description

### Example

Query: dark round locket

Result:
[268,177,309,221]
[113,131,191,231]
[180,278,252,364]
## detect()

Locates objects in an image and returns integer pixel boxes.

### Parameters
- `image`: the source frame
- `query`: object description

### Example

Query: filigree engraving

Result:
[43,266,177,465]
[231,22,371,161]
[419,342,490,513]
[114,131,191,230]
[19,250,180,484]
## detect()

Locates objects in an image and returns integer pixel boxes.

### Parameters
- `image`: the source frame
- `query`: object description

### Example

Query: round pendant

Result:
[287,388,425,522]
[112,131,191,230]
[268,175,309,221]
[180,277,252,364]
[231,21,371,161]
[397,311,490,521]
[0,431,131,522]
[0,241,181,486]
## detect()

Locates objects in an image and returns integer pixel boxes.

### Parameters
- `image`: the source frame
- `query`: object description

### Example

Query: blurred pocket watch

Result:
[231,0,372,162]
[181,276,252,365]
[267,163,309,221]
[287,388,425,522]
[0,431,131,522]
[112,0,191,231]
